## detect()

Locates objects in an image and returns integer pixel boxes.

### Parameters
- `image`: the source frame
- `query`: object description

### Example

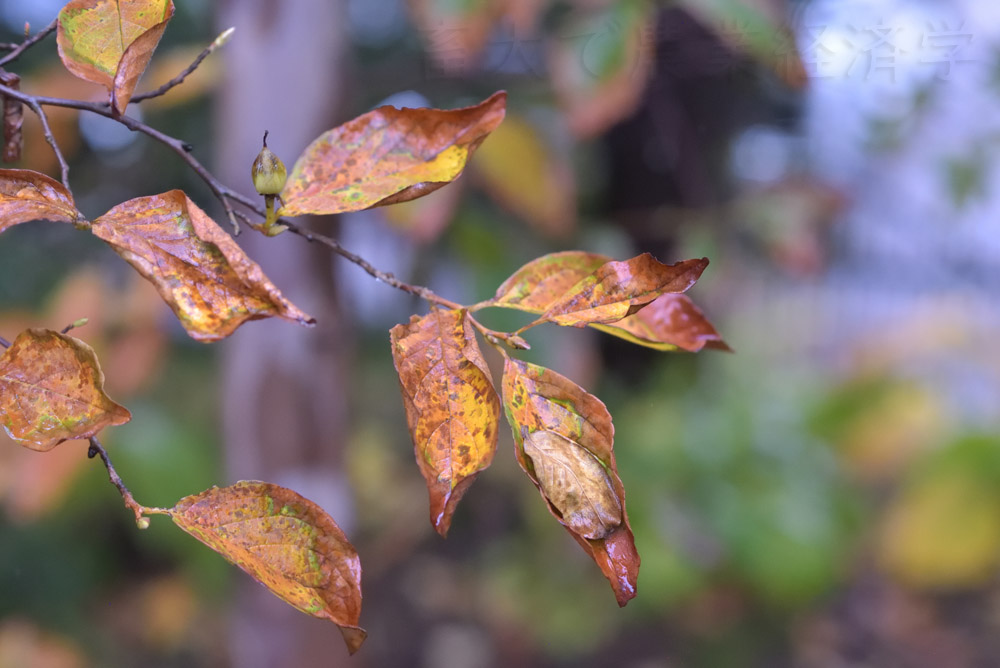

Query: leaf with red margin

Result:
[56,0,175,116]
[491,251,727,351]
[502,358,638,606]
[0,169,80,232]
[0,328,130,451]
[169,481,366,654]
[389,308,500,537]
[279,92,506,217]
[90,190,315,342]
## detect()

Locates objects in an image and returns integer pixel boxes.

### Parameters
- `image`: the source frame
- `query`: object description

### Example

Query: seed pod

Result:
[251,130,286,196]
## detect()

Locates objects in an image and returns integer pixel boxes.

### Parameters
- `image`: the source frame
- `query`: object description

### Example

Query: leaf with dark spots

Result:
[90,190,315,342]
[594,294,732,352]
[0,328,130,451]
[389,308,500,536]
[57,0,175,116]
[278,92,506,217]
[538,254,709,327]
[502,358,639,606]
[492,251,607,311]
[170,481,366,654]
[0,169,81,232]
[491,251,727,350]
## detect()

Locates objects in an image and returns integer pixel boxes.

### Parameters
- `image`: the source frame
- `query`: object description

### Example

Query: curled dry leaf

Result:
[522,430,622,539]
[390,308,500,537]
[279,92,507,217]
[492,251,727,351]
[0,71,23,162]
[90,190,315,342]
[170,481,366,654]
[57,0,175,116]
[0,328,131,451]
[0,168,80,233]
[502,358,638,606]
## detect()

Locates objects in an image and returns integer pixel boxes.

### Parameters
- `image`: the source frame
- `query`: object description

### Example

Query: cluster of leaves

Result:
[0,0,726,655]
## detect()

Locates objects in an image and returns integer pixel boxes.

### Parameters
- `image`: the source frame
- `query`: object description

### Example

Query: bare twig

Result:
[88,436,170,527]
[0,334,10,348]
[131,27,235,104]
[0,19,57,68]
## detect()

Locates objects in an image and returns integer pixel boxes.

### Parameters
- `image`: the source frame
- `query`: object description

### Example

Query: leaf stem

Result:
[0,18,57,68]
[88,436,169,527]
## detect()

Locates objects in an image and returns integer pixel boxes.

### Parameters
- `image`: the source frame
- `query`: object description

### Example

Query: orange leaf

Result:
[538,253,708,327]
[278,92,507,217]
[0,329,130,451]
[90,190,315,342]
[502,358,638,606]
[593,294,731,352]
[492,251,607,311]
[57,0,175,116]
[169,481,366,654]
[0,168,80,232]
[491,252,725,349]
[389,308,500,537]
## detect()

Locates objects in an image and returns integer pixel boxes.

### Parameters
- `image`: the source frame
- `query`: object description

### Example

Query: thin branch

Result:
[131,27,234,104]
[0,334,9,348]
[0,19,58,68]
[88,436,170,526]
[24,98,70,190]
[0,83,522,340]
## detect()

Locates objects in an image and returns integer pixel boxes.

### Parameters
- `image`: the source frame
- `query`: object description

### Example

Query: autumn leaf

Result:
[278,92,507,217]
[592,294,731,352]
[169,481,366,654]
[491,251,725,350]
[538,253,708,327]
[0,168,80,232]
[502,358,639,606]
[90,190,315,342]
[390,308,500,537]
[57,0,175,116]
[0,328,130,451]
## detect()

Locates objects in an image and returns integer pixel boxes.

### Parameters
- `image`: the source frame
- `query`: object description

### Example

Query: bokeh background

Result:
[2,0,1000,666]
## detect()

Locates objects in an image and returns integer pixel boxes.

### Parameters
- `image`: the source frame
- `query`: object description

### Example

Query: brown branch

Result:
[0,82,528,346]
[88,436,169,527]
[131,27,234,104]
[0,19,57,68]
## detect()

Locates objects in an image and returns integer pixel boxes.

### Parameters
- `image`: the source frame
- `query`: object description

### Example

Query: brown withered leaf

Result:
[390,308,500,537]
[502,358,638,606]
[57,0,175,116]
[90,190,315,342]
[539,254,708,327]
[0,169,80,232]
[170,481,366,654]
[279,92,507,217]
[491,251,726,350]
[0,329,131,451]
[0,71,23,163]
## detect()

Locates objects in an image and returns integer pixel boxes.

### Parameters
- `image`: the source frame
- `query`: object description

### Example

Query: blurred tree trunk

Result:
[214,1,356,666]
